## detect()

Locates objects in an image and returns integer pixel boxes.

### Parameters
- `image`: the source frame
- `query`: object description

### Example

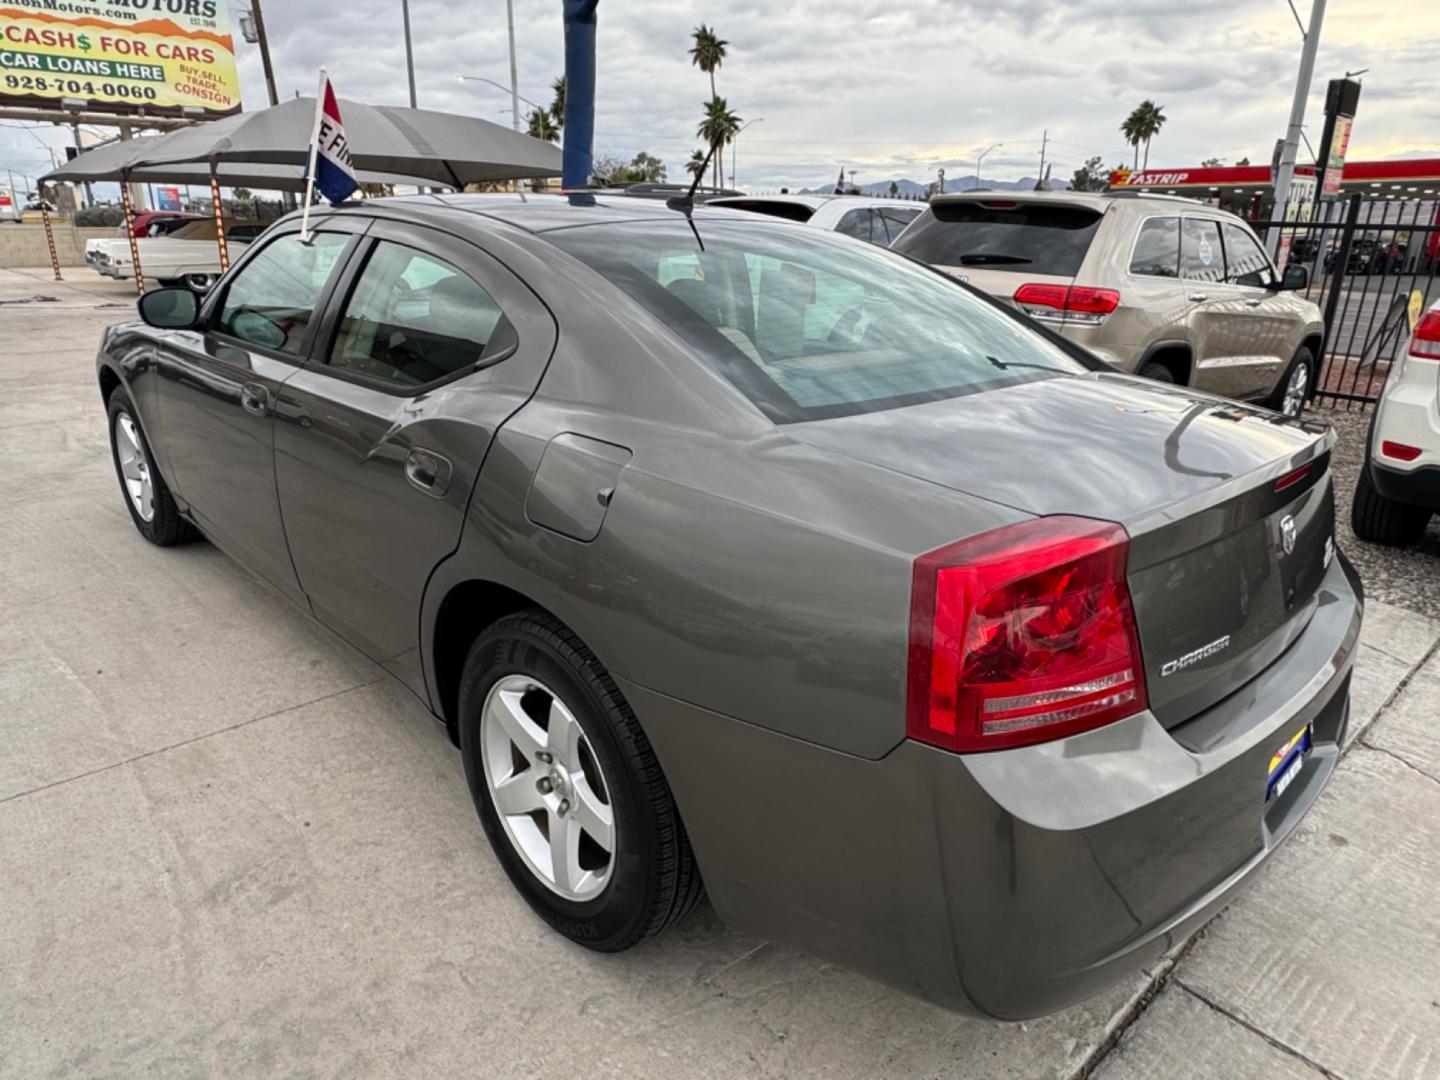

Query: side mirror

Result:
[1277,264,1308,291]
[137,286,199,329]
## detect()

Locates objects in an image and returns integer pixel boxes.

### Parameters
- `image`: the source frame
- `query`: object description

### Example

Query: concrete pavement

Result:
[2,266,1438,1078]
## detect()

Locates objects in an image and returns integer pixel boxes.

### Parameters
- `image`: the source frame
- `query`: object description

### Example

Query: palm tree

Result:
[689,24,728,99]
[549,77,566,126]
[697,96,741,189]
[1121,107,1143,171]
[1135,100,1167,169]
[685,149,707,180]
[527,107,559,144]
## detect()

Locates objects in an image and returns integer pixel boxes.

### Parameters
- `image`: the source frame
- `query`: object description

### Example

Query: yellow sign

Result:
[1409,290,1424,331]
[0,1,239,116]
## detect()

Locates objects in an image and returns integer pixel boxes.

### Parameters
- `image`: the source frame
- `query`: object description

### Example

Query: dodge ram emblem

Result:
[1280,514,1297,556]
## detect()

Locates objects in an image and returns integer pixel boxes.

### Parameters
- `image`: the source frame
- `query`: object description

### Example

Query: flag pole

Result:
[300,68,326,243]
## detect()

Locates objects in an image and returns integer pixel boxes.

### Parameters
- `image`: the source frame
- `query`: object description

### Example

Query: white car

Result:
[705,194,922,246]
[89,218,268,291]
[1353,299,1440,546]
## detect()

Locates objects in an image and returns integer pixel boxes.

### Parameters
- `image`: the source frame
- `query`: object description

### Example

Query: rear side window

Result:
[892,201,1103,276]
[1129,216,1180,277]
[873,207,920,246]
[1222,223,1275,287]
[215,231,349,354]
[328,240,509,389]
[1181,218,1225,283]
[834,208,874,242]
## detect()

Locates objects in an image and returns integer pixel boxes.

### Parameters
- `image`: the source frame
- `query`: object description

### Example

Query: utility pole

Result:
[506,0,521,131]
[250,0,280,107]
[1038,129,1048,180]
[1268,0,1326,256]
[401,0,418,107]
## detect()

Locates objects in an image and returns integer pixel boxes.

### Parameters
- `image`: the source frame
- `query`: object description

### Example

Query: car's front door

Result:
[1180,216,1252,398]
[1220,221,1293,397]
[272,220,557,694]
[152,223,360,605]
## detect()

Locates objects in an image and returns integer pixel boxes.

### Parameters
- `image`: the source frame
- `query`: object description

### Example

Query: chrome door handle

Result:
[405,447,452,497]
[240,382,269,416]
[1187,292,1209,303]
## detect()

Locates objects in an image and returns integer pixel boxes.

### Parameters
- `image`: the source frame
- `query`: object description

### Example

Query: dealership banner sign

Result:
[0,0,239,116]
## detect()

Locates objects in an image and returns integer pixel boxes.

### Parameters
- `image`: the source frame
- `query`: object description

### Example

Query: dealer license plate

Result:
[1266,723,1313,802]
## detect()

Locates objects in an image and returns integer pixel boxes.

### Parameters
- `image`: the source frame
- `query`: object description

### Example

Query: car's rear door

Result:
[272,218,557,695]
[152,221,361,605]
[1220,221,1292,397]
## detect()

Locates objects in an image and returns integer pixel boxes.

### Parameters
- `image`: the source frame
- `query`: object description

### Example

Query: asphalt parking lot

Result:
[3,265,1438,1079]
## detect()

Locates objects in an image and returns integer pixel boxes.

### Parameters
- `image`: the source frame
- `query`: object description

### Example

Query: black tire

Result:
[458,609,703,951]
[1138,361,1176,383]
[1267,347,1315,417]
[106,387,199,546]
[1352,464,1431,547]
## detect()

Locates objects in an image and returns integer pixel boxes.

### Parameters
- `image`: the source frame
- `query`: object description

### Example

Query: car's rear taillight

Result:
[907,517,1147,753]
[1382,441,1422,462]
[1013,283,1121,326]
[1409,310,1440,359]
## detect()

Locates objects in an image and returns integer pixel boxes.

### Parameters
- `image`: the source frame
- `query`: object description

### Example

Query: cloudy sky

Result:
[2,0,1436,196]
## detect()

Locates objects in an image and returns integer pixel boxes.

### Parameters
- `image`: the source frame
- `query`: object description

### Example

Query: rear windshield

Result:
[547,219,1088,423]
[892,201,1103,276]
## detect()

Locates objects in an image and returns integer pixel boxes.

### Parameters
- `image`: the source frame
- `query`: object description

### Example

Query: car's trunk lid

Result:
[785,373,1337,726]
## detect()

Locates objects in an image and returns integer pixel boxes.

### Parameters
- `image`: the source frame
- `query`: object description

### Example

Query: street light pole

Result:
[506,0,521,131]
[974,142,1002,189]
[401,0,417,108]
[731,117,763,188]
[1268,0,1327,256]
[456,75,544,115]
[250,0,280,107]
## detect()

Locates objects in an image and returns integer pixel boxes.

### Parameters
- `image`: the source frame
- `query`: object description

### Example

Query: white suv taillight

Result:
[1409,310,1440,360]
[1013,283,1121,326]
[907,517,1148,753]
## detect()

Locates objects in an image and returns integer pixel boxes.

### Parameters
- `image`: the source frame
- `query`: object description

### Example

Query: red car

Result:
[122,211,204,239]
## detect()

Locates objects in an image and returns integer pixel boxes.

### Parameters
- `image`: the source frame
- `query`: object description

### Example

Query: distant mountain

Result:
[799,175,1070,196]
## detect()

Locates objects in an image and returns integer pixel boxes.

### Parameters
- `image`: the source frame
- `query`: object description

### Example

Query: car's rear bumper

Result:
[1371,460,1440,512]
[625,551,1362,1019]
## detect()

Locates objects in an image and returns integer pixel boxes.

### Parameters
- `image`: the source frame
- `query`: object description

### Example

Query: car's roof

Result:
[361,191,789,234]
[928,189,1213,213]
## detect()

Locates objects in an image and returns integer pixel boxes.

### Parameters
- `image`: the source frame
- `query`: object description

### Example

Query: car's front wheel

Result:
[458,610,703,951]
[106,387,198,546]
[182,273,217,292]
[1352,465,1431,547]
[1269,347,1314,418]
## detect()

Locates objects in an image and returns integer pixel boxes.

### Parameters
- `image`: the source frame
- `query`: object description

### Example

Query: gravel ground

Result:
[1314,403,1440,619]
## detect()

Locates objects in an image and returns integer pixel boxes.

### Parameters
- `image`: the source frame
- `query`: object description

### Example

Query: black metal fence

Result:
[1254,194,1440,410]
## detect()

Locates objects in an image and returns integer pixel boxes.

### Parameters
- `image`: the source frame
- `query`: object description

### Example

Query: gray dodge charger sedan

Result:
[97,193,1361,1019]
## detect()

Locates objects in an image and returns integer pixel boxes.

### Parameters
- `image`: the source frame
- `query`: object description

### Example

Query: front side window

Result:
[1222,223,1275,287]
[1129,216,1180,278]
[549,220,1090,422]
[328,241,507,389]
[1180,218,1225,283]
[216,231,349,354]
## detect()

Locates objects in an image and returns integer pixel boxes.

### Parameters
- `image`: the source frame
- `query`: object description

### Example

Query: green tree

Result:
[1121,108,1143,170]
[549,76,566,126]
[697,95,741,189]
[1237,156,1251,166]
[688,24,728,99]
[1070,155,1109,192]
[685,148,707,180]
[527,107,559,144]
[1201,157,1223,168]
[888,180,899,197]
[625,151,667,183]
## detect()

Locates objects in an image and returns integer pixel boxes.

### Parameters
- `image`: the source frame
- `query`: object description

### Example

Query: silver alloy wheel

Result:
[480,674,616,901]
[184,273,215,292]
[114,412,155,522]
[1282,361,1310,417]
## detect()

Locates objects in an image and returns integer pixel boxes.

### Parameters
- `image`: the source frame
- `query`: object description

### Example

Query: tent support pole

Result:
[209,170,229,273]
[39,197,62,282]
[119,174,144,293]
